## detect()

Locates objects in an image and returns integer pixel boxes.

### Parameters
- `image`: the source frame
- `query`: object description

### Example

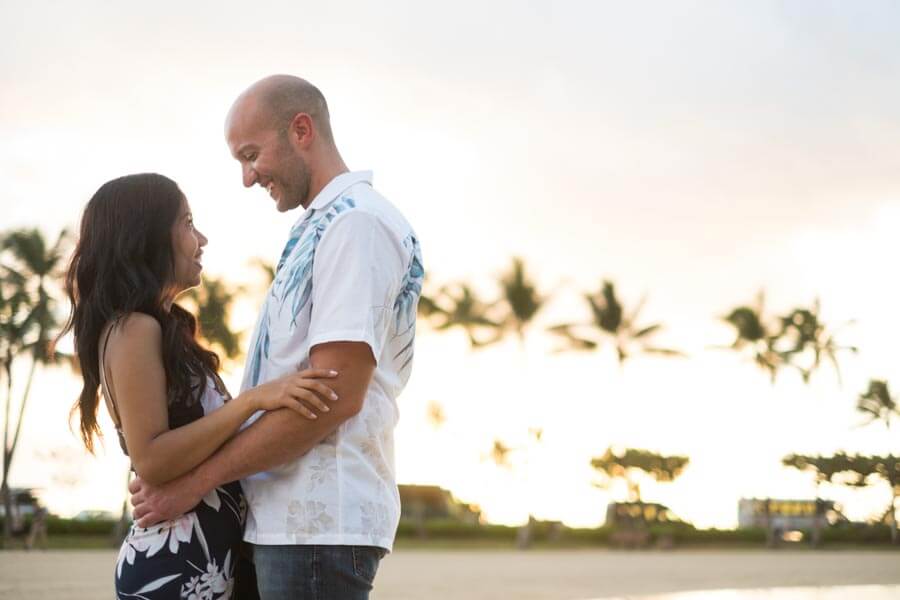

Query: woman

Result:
[61,173,337,599]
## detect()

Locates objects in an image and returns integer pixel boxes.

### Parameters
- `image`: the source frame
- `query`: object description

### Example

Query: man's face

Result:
[225,100,311,212]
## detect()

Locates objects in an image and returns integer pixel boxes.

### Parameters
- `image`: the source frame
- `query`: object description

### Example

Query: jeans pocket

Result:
[351,546,386,584]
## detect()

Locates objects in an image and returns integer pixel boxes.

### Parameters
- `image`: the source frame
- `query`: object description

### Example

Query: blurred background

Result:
[2,0,900,556]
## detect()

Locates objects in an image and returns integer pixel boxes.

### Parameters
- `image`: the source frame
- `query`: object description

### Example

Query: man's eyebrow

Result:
[236,144,258,156]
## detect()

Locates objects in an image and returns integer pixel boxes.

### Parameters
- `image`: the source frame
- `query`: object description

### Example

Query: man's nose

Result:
[242,165,258,188]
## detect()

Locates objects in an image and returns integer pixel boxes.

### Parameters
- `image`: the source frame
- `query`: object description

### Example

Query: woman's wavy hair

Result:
[60,173,220,452]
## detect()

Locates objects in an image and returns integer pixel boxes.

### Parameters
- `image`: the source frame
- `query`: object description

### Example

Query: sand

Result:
[0,548,898,599]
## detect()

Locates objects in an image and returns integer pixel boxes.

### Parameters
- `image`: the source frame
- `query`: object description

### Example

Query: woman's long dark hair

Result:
[60,173,220,453]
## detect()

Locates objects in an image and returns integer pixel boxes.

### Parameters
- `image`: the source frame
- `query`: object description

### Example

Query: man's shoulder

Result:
[324,186,414,239]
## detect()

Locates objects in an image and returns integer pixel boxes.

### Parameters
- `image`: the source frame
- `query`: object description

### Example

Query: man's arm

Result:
[131,341,374,526]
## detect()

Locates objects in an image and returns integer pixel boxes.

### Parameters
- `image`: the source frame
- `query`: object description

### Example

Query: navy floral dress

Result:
[101,358,251,599]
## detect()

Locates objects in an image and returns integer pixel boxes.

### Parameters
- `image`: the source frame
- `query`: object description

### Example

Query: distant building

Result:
[399,484,481,524]
[605,502,685,528]
[738,498,847,531]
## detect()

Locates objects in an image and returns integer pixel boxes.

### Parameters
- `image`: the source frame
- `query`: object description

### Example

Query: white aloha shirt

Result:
[240,170,422,551]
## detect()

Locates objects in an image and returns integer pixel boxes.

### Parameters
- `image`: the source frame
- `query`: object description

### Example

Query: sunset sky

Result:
[2,1,900,529]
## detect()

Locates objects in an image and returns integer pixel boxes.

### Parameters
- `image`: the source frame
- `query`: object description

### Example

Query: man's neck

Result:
[303,155,350,209]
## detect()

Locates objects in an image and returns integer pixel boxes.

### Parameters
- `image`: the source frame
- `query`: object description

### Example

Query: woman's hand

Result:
[249,368,339,419]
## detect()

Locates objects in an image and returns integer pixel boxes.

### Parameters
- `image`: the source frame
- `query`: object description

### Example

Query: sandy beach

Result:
[1,548,898,599]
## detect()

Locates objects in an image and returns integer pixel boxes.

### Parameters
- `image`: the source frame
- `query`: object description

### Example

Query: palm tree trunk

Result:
[516,338,533,550]
[891,491,898,546]
[8,358,37,467]
[2,364,14,544]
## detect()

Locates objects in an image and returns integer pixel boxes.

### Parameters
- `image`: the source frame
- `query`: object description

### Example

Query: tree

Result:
[590,447,689,504]
[550,280,681,365]
[782,452,862,547]
[857,379,899,430]
[492,258,548,548]
[183,274,244,362]
[722,292,784,382]
[0,228,69,544]
[496,257,545,343]
[722,293,855,384]
[871,455,900,545]
[783,453,899,545]
[418,281,501,348]
[777,299,857,384]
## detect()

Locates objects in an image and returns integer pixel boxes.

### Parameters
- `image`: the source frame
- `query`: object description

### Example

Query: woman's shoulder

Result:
[105,312,162,352]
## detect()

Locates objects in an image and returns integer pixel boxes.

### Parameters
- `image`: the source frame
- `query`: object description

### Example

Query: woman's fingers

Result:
[292,387,331,414]
[297,368,338,379]
[130,491,145,508]
[132,504,148,520]
[304,380,339,402]
[296,381,338,404]
[284,398,319,420]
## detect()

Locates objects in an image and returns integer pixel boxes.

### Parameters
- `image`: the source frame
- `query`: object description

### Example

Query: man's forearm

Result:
[193,405,356,493]
[192,342,374,495]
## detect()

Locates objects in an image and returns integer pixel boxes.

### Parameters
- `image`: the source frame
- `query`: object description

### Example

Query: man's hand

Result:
[129,473,205,528]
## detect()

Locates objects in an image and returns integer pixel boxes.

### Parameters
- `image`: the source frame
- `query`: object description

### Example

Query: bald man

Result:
[130,75,424,599]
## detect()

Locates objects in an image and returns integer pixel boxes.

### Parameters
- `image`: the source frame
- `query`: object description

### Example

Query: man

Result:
[129,75,423,598]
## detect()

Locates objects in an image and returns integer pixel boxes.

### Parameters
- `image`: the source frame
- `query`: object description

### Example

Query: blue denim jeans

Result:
[251,544,387,600]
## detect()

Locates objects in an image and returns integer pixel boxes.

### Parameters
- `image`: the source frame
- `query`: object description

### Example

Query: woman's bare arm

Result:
[105,313,336,486]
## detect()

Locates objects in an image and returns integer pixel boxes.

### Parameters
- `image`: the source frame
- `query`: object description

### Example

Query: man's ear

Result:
[289,113,315,148]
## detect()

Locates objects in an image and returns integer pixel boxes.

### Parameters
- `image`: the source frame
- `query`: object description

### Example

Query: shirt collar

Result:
[310,170,372,211]
[288,170,372,233]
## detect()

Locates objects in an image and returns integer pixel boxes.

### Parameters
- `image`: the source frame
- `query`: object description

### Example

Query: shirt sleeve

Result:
[307,209,406,363]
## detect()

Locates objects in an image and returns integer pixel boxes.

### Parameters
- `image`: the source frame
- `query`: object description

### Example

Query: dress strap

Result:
[98,322,124,432]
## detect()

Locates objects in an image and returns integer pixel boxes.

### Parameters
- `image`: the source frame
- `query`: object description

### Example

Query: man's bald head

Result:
[230,75,335,146]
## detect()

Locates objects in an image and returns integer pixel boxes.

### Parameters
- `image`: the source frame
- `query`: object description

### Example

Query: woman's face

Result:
[170,195,208,294]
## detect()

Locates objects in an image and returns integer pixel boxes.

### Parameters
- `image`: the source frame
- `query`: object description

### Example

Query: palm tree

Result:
[492,258,549,548]
[776,299,857,384]
[184,274,244,362]
[721,291,784,382]
[418,281,502,349]
[722,293,855,384]
[857,379,899,430]
[0,228,69,544]
[496,257,545,343]
[550,280,681,364]
[852,383,900,545]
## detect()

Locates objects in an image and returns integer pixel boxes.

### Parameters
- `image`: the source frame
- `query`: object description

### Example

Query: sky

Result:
[2,0,900,529]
